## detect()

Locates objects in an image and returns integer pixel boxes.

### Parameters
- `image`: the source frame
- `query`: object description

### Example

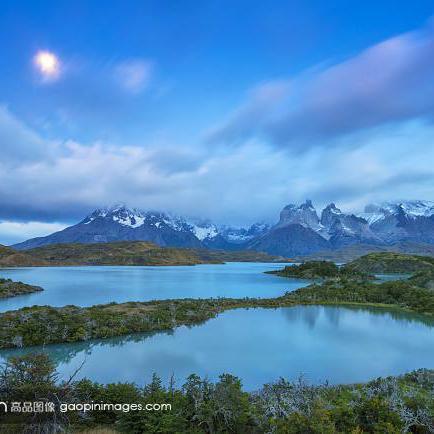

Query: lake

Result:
[1,305,433,390]
[0,262,301,312]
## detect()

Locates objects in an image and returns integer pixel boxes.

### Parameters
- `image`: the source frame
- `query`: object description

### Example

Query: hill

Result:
[0,241,287,267]
[295,241,434,262]
[343,252,434,274]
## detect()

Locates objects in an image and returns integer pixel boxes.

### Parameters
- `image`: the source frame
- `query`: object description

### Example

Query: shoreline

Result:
[1,292,432,350]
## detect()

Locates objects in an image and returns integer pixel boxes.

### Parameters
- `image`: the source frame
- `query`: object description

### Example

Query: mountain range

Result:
[12,200,434,257]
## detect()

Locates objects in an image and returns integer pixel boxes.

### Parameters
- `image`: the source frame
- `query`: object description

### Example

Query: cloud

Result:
[0,221,67,245]
[114,59,154,94]
[2,24,434,240]
[1,113,434,237]
[209,21,434,150]
[0,106,55,162]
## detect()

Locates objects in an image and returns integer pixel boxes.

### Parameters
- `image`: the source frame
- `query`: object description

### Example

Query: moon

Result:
[34,50,60,79]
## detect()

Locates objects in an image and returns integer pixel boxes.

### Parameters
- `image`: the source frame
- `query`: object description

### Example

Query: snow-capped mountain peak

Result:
[12,198,434,255]
[185,219,219,241]
[83,205,146,228]
[279,199,321,230]
[360,200,434,223]
[81,205,244,244]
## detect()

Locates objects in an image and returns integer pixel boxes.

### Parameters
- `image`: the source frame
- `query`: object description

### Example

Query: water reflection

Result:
[281,305,434,330]
[0,306,432,390]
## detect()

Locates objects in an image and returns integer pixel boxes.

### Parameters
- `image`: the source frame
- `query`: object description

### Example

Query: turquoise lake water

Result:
[0,262,299,312]
[1,305,432,390]
[0,263,432,390]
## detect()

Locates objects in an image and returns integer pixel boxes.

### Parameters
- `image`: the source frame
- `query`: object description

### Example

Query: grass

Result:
[0,241,288,267]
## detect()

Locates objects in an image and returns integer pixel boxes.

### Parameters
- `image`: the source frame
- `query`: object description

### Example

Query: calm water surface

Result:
[0,262,302,312]
[1,306,432,390]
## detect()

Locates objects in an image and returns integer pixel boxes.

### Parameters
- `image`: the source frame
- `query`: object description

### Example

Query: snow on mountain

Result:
[219,223,270,243]
[357,212,385,225]
[359,200,434,223]
[186,220,219,241]
[12,199,434,255]
[82,205,258,245]
[382,200,434,218]
[83,205,146,228]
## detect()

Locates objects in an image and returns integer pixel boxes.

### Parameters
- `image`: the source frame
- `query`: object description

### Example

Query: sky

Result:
[1,0,434,244]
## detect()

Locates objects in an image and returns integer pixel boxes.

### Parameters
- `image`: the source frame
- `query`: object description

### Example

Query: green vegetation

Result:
[342,252,434,274]
[276,253,434,315]
[0,278,43,298]
[270,252,434,284]
[0,353,432,433]
[267,260,370,280]
[0,241,288,267]
[1,251,434,349]
[2,266,434,349]
[409,268,434,290]
[0,252,433,432]
[285,278,434,315]
[0,297,293,349]
[295,241,434,262]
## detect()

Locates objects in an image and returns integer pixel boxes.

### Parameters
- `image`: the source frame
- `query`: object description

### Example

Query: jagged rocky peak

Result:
[320,203,343,228]
[220,222,270,243]
[381,200,434,218]
[279,199,320,229]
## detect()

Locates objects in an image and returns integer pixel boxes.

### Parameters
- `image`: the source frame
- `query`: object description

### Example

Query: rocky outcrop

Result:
[247,223,330,257]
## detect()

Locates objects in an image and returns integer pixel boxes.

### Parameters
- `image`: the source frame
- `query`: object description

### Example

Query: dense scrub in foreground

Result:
[0,353,432,433]
[0,278,43,299]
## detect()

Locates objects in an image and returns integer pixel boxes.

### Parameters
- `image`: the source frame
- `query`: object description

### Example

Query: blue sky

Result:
[1,0,434,244]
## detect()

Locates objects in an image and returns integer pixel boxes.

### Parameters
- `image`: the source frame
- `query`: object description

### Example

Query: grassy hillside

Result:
[0,241,288,267]
[296,241,434,262]
[343,252,434,274]
[23,241,210,266]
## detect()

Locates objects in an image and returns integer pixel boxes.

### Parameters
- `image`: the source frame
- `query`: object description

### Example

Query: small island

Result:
[0,277,43,299]
[266,260,371,280]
